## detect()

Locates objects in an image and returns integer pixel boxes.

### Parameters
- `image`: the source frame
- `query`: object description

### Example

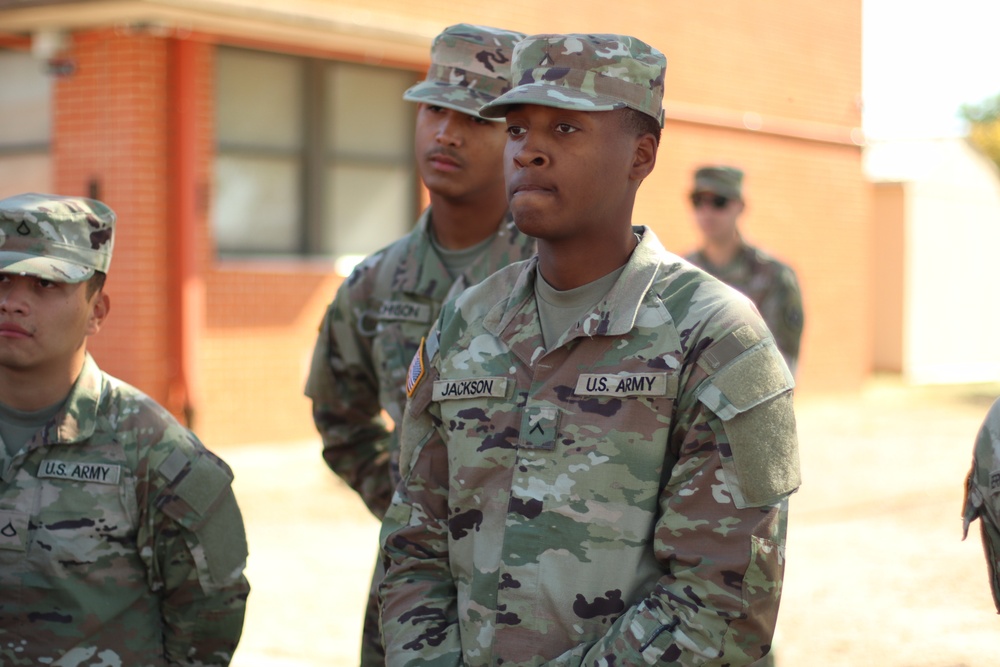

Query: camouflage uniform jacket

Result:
[0,354,249,666]
[306,208,535,518]
[685,243,804,375]
[963,397,1000,613]
[380,227,801,666]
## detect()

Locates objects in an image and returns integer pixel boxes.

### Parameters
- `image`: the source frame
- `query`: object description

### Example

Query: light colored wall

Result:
[905,142,1000,383]
[871,182,906,373]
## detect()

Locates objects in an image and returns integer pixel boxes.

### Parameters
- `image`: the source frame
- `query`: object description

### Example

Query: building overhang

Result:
[0,0,434,66]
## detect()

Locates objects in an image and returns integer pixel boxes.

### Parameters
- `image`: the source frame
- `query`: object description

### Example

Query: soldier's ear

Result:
[629,133,657,183]
[86,292,110,336]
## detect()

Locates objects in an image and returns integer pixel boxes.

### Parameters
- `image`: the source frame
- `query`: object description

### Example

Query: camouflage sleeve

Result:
[141,431,250,666]
[549,333,799,666]
[757,265,804,375]
[963,399,1000,612]
[379,330,463,666]
[305,278,394,518]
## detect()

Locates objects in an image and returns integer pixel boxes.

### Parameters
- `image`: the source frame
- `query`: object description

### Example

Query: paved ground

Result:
[223,379,1000,666]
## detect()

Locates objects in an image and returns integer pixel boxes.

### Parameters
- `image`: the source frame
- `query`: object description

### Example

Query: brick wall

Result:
[637,123,870,392]
[53,29,173,405]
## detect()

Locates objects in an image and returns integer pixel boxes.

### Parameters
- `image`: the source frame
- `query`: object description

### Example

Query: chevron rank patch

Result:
[406,337,426,397]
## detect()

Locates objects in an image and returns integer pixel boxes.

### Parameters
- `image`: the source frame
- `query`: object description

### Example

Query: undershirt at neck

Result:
[535,265,626,349]
[430,228,498,279]
[0,398,65,458]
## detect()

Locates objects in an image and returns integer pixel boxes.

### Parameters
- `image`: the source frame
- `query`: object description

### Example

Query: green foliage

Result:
[959,94,1000,124]
[962,94,1000,170]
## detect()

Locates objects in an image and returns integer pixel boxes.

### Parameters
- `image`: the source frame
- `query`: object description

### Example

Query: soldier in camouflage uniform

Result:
[304,24,534,665]
[963,397,1000,613]
[379,34,801,666]
[685,166,805,376]
[0,193,249,665]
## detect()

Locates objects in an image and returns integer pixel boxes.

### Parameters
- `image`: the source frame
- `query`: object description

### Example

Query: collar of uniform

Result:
[588,226,663,336]
[37,353,103,446]
[395,207,450,297]
[486,226,664,339]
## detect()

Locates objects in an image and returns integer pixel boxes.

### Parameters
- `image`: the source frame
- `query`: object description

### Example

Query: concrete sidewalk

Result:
[223,379,999,666]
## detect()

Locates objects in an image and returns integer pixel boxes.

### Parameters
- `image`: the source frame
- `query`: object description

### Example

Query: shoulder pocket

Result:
[158,451,247,588]
[697,338,800,508]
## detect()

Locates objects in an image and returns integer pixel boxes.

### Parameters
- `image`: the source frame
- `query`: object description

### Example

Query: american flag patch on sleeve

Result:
[406,337,426,397]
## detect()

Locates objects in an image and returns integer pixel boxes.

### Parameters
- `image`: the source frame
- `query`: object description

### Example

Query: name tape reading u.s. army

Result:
[38,459,122,485]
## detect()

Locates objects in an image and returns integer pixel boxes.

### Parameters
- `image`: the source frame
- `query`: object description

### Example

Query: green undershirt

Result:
[0,398,65,458]
[535,265,625,350]
[430,229,498,278]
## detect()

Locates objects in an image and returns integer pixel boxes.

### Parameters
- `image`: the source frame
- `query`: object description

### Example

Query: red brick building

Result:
[0,0,867,445]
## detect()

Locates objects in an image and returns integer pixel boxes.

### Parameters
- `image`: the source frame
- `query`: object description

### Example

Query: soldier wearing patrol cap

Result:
[0,193,249,665]
[963,397,1000,613]
[685,165,805,376]
[380,33,800,665]
[303,23,534,665]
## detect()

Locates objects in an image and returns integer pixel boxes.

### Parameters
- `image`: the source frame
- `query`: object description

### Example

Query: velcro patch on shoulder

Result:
[192,492,248,587]
[697,341,794,421]
[697,324,764,376]
[175,454,232,517]
[158,448,190,482]
[723,392,801,507]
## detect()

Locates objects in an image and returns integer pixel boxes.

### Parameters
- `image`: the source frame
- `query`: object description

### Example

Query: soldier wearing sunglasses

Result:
[685,165,805,376]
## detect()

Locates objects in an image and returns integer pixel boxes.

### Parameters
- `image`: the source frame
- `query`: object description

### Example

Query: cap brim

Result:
[0,252,94,283]
[692,185,742,200]
[402,81,502,120]
[479,84,626,119]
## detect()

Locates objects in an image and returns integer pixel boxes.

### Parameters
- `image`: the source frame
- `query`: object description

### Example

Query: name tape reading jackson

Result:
[433,377,508,401]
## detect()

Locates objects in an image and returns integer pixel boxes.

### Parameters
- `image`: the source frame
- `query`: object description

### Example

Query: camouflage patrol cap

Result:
[403,24,526,119]
[693,165,744,200]
[479,33,666,127]
[0,193,114,283]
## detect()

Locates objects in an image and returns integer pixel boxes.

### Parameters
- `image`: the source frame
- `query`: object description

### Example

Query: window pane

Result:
[327,63,415,158]
[213,156,300,254]
[217,48,302,149]
[0,50,51,145]
[324,164,411,256]
[0,154,51,198]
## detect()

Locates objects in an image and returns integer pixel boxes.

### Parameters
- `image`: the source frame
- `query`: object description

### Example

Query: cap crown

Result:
[480,33,666,126]
[402,24,526,117]
[0,193,115,283]
[693,166,744,199]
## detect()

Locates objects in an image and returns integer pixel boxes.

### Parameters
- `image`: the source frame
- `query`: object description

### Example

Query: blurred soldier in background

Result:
[685,165,805,376]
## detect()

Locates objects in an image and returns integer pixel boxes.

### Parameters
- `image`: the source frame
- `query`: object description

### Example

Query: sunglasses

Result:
[690,193,730,210]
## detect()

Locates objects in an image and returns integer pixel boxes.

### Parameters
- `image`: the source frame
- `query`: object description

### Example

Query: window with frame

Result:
[213,46,417,267]
[0,49,52,198]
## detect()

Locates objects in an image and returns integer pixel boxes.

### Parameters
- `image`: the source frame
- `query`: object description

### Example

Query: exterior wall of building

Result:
[867,138,1000,386]
[51,30,175,409]
[871,182,907,374]
[10,0,867,444]
[905,144,1000,384]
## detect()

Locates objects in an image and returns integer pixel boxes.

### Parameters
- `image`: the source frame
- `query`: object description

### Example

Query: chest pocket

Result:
[548,372,679,482]
[28,459,138,584]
